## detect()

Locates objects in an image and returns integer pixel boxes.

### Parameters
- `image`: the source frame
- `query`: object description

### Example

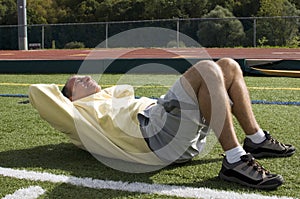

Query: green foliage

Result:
[64,41,85,49]
[197,6,246,47]
[286,35,300,47]
[289,0,300,9]
[143,0,183,19]
[166,40,186,48]
[258,36,268,47]
[231,0,261,17]
[73,0,101,22]
[0,0,18,49]
[0,0,300,49]
[26,0,69,24]
[27,0,48,24]
[0,0,299,25]
[95,0,148,21]
[256,0,300,46]
[178,0,209,18]
[0,0,17,25]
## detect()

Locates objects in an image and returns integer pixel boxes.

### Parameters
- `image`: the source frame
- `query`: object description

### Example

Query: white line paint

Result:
[0,167,295,199]
[272,52,300,55]
[2,186,45,199]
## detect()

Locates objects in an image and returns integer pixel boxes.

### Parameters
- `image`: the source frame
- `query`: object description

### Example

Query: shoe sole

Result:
[251,150,296,158]
[218,172,284,190]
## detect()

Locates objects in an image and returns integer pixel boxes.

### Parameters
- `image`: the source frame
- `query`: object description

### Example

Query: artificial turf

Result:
[0,74,299,198]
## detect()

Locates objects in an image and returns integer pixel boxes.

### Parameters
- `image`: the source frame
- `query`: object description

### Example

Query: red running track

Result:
[0,48,299,60]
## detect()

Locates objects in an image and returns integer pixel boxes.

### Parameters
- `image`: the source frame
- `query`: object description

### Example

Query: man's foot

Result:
[219,153,283,190]
[243,131,296,158]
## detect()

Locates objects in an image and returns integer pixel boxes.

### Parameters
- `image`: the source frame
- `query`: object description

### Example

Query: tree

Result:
[143,0,183,19]
[27,0,59,24]
[197,6,245,47]
[95,0,148,21]
[0,0,18,49]
[73,0,101,22]
[256,0,300,46]
[289,0,300,10]
[230,0,260,17]
[230,0,262,46]
[0,0,17,25]
[178,0,208,18]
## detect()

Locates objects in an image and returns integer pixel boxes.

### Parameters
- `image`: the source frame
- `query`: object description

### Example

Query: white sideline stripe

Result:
[0,167,294,199]
[2,186,45,199]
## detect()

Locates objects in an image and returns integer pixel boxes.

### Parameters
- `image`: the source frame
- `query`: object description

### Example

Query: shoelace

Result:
[265,131,286,147]
[242,155,270,174]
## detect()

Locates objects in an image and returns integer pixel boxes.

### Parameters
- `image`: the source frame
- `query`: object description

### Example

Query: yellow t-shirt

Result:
[29,84,165,165]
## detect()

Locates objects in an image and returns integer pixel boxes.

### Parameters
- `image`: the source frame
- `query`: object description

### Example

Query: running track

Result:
[0,48,300,60]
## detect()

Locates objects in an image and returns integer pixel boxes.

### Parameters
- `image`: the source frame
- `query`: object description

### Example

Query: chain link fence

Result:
[0,16,299,50]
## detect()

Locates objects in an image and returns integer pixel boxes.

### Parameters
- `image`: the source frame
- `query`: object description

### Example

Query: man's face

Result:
[66,76,101,101]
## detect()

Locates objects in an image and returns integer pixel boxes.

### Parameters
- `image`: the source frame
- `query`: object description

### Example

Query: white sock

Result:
[246,129,266,144]
[225,146,247,164]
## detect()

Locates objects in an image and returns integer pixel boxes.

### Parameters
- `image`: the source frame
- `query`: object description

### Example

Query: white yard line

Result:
[0,167,295,199]
[2,186,45,199]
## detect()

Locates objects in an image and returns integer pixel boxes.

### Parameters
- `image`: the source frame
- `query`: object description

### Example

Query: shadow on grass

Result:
[49,184,148,199]
[0,143,249,198]
[162,158,250,191]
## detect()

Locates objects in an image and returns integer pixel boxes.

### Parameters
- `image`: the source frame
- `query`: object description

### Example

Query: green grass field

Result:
[0,74,299,198]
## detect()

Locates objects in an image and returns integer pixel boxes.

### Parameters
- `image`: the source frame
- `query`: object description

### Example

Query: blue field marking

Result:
[252,100,300,106]
[0,94,29,98]
[1,94,300,106]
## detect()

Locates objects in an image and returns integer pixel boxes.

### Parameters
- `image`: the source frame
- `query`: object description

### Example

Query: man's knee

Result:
[182,60,224,93]
[216,58,243,76]
[193,60,224,80]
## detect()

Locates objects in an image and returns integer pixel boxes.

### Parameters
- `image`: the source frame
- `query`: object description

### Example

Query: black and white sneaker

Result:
[219,153,283,190]
[243,131,296,158]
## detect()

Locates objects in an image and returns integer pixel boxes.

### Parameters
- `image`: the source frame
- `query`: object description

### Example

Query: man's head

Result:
[62,75,101,101]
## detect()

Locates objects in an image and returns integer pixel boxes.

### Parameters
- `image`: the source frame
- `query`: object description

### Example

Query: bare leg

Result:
[182,61,286,190]
[216,58,260,135]
[181,60,240,151]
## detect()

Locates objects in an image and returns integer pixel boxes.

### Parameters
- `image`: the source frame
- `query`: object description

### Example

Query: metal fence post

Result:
[41,25,45,49]
[17,0,28,50]
[177,18,180,48]
[253,18,257,47]
[105,22,109,48]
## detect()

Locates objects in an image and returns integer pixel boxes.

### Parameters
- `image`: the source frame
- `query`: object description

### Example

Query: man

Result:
[33,58,295,190]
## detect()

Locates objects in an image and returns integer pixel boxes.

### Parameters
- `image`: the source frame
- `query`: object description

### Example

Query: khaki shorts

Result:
[138,78,208,163]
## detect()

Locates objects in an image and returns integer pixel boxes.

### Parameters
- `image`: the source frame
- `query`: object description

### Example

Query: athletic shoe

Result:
[219,153,283,190]
[243,130,296,158]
